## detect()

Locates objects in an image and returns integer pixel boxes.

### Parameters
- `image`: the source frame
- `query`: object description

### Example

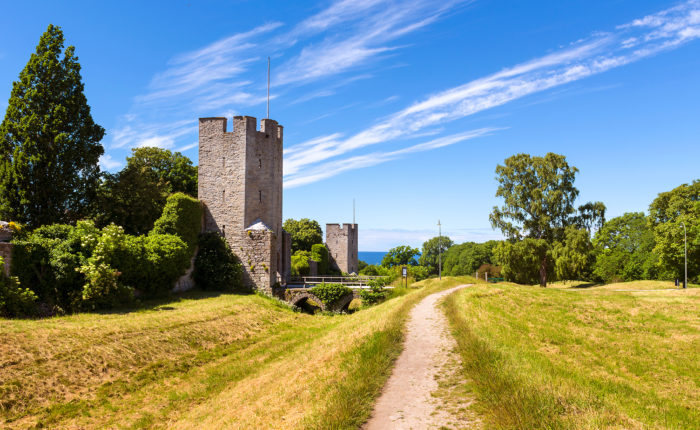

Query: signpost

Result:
[402,266,408,288]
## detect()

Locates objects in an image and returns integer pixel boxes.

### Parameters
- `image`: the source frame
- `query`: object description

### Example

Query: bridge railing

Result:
[287,276,389,288]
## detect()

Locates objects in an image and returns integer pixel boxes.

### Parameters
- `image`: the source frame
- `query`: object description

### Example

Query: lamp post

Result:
[438,220,442,281]
[680,221,687,289]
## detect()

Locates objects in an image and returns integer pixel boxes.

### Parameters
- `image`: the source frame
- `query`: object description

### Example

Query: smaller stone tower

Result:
[326,223,358,274]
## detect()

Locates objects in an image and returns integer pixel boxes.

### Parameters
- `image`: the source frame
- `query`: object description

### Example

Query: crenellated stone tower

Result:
[326,223,358,274]
[198,115,290,293]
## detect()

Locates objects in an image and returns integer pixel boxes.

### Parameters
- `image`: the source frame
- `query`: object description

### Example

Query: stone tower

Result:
[326,223,358,274]
[198,115,290,293]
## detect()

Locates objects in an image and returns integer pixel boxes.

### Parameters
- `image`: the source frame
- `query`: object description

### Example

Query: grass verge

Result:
[1,276,474,429]
[444,282,699,429]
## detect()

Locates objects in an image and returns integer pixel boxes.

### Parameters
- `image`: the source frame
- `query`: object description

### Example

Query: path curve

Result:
[364,284,472,429]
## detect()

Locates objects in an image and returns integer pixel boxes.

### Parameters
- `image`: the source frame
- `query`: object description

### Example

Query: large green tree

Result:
[648,180,699,282]
[283,218,323,253]
[0,25,104,227]
[419,236,454,274]
[592,212,657,282]
[381,245,420,267]
[94,147,197,235]
[489,153,602,286]
[442,241,498,276]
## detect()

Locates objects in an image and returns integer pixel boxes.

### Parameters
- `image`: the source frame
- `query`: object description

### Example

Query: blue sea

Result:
[358,251,386,265]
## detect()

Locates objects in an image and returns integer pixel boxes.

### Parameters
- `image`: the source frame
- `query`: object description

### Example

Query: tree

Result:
[124,147,197,196]
[442,241,498,276]
[283,218,323,253]
[94,147,198,235]
[592,212,657,282]
[648,180,699,282]
[381,245,420,267]
[489,153,599,287]
[576,201,606,234]
[493,239,551,285]
[419,236,453,274]
[552,226,593,281]
[0,25,104,227]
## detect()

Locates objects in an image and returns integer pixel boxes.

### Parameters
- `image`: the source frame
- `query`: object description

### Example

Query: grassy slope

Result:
[444,281,699,429]
[1,277,474,429]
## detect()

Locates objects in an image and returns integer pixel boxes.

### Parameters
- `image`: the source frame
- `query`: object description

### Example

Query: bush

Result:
[291,250,311,276]
[359,283,388,305]
[194,232,245,292]
[78,259,134,310]
[311,244,329,274]
[11,221,99,312]
[310,283,352,307]
[151,192,202,251]
[0,256,37,317]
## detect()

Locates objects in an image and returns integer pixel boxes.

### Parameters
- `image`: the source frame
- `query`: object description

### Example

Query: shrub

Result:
[311,243,330,274]
[291,250,311,276]
[151,192,202,251]
[310,283,352,307]
[194,232,245,292]
[78,258,134,310]
[359,283,388,305]
[0,256,37,317]
[11,221,99,312]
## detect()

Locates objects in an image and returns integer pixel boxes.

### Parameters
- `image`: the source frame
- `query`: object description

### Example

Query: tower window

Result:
[259,158,262,168]
[259,190,262,202]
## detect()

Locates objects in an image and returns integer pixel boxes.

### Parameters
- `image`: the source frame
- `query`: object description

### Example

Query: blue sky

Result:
[1,1,699,250]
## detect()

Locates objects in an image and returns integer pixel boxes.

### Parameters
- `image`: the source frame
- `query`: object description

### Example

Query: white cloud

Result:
[99,154,122,171]
[282,0,700,186]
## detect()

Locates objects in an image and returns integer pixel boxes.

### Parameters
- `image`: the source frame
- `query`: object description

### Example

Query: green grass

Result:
[0,277,475,429]
[444,281,700,429]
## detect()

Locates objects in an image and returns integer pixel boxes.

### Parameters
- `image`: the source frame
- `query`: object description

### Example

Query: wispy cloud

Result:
[99,154,122,171]
[282,0,700,186]
[110,0,466,154]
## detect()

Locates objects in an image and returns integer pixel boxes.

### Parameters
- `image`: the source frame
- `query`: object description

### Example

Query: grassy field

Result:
[444,281,700,429]
[0,276,475,429]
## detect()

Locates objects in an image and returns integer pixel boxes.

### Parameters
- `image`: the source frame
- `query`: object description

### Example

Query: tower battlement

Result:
[326,223,359,274]
[198,115,290,292]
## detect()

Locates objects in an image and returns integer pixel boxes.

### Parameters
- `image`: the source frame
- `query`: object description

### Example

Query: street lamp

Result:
[680,221,687,289]
[438,220,442,281]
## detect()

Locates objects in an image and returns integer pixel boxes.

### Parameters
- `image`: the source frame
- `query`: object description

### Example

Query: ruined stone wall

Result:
[326,223,359,274]
[198,116,288,292]
[0,243,12,277]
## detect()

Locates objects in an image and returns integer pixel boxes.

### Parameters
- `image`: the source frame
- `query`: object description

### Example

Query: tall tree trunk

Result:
[539,255,547,287]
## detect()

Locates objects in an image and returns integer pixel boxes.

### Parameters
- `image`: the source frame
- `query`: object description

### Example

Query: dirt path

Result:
[364,284,477,429]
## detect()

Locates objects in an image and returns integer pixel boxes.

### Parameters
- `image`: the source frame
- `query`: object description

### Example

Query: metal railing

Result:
[287,275,389,288]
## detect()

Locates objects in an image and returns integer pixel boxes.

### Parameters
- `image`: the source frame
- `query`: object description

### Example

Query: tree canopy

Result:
[489,153,603,286]
[283,218,323,253]
[381,245,420,267]
[418,236,453,274]
[0,24,104,227]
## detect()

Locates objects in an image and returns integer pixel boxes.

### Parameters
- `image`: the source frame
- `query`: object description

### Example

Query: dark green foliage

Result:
[359,264,394,279]
[194,232,244,292]
[11,221,99,311]
[381,245,419,267]
[592,212,658,282]
[0,257,37,317]
[489,153,603,286]
[310,283,352,307]
[311,243,330,274]
[291,250,311,276]
[359,283,388,305]
[152,193,202,252]
[283,218,323,253]
[94,148,198,235]
[358,260,368,271]
[493,239,552,285]
[552,226,593,281]
[442,241,498,276]
[648,180,699,282]
[419,236,454,274]
[0,25,104,227]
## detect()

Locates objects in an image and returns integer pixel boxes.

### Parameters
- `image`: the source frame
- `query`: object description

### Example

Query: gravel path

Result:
[364,284,476,429]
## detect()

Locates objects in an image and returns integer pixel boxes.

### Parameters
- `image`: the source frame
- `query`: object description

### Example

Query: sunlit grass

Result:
[1,277,475,429]
[444,281,700,429]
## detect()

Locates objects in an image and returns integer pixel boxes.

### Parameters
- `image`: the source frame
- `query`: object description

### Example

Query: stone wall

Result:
[0,243,12,277]
[326,223,359,274]
[198,115,289,292]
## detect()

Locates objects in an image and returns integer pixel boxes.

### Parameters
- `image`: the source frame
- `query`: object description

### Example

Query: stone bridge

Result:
[283,288,362,312]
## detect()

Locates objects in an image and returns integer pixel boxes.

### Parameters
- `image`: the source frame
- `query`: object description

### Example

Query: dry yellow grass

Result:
[1,277,475,429]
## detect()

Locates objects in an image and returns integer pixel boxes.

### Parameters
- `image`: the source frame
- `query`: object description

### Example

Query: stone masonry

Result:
[0,222,13,277]
[198,116,291,293]
[326,223,359,274]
